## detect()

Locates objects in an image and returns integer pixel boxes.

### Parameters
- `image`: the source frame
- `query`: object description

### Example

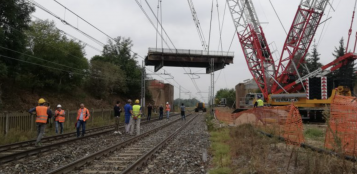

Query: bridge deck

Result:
[145,48,234,73]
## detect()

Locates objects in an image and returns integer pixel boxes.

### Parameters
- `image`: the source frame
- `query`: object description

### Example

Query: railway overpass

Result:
[145,48,234,73]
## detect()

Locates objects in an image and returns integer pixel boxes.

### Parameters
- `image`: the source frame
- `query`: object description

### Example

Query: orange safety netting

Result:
[325,95,357,156]
[282,104,305,146]
[214,109,235,124]
[215,104,305,146]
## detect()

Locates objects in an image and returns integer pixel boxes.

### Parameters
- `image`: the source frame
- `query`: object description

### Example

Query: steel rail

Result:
[121,113,199,173]
[46,113,196,174]
[0,113,181,164]
[0,125,114,152]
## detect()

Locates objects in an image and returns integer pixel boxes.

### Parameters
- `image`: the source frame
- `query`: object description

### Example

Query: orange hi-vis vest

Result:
[76,108,90,121]
[165,104,170,111]
[36,106,48,123]
[55,110,65,123]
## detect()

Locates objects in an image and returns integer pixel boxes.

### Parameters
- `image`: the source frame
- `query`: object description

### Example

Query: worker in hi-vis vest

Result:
[28,98,53,147]
[254,96,264,108]
[55,104,65,134]
[130,99,142,136]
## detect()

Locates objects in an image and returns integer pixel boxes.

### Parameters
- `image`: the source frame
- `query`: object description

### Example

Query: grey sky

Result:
[32,0,353,102]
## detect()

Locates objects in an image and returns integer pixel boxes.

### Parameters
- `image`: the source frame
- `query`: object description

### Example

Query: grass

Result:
[0,113,160,145]
[304,128,324,139]
[207,107,356,174]
[207,111,232,174]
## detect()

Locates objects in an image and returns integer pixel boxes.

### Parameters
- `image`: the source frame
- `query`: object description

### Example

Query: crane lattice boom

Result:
[273,0,329,94]
[227,0,276,99]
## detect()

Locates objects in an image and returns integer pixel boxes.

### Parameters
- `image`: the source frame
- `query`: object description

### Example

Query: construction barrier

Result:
[215,104,305,146]
[325,95,357,156]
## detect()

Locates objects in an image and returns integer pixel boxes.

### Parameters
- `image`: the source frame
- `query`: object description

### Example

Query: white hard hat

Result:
[57,104,62,108]
[166,102,169,104]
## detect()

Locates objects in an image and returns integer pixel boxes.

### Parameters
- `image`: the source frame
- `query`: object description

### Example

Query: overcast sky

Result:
[31,0,353,102]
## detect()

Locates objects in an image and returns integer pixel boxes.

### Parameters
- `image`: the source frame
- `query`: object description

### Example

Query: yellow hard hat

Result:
[135,99,140,104]
[38,98,46,104]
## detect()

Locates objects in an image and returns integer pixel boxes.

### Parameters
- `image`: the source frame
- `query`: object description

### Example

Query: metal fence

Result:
[0,108,115,135]
[148,47,235,56]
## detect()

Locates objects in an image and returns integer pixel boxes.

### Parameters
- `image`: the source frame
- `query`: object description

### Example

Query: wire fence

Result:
[0,108,115,135]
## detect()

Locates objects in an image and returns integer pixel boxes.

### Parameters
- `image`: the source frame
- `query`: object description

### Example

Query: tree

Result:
[92,37,143,98]
[0,0,35,76]
[332,38,356,90]
[87,60,127,99]
[174,98,201,107]
[215,88,236,108]
[298,44,323,77]
[18,20,89,93]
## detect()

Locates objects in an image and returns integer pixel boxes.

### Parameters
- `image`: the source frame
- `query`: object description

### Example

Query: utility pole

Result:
[141,61,146,116]
[178,86,181,110]
[210,58,215,115]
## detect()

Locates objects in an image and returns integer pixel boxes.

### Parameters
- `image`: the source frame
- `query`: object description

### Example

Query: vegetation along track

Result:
[0,113,182,164]
[47,113,199,174]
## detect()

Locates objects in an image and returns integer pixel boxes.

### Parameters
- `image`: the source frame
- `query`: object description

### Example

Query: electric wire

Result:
[32,0,144,60]
[143,0,176,49]
[30,15,102,53]
[317,0,335,47]
[268,0,287,35]
[28,0,105,46]
[208,0,214,51]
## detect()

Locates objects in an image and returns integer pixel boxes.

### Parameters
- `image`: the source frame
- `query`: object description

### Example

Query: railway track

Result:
[47,113,199,174]
[0,113,181,164]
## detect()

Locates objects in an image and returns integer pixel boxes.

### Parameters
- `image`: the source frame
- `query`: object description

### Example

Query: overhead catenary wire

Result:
[28,0,106,46]
[207,0,214,51]
[138,0,205,99]
[143,0,176,50]
[30,15,102,53]
[32,0,145,60]
[268,0,287,35]
[317,0,335,47]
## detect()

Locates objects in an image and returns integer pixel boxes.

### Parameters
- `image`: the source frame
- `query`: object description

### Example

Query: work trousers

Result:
[129,117,141,136]
[36,123,46,144]
[115,116,120,132]
[166,111,170,119]
[159,112,163,119]
[181,111,186,121]
[55,121,64,134]
[147,112,151,121]
[76,120,86,137]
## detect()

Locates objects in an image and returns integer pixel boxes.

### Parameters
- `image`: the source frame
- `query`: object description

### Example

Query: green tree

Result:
[332,38,356,90]
[215,88,236,107]
[298,44,323,77]
[174,98,201,107]
[92,37,142,98]
[18,20,89,93]
[87,60,127,99]
[0,0,35,76]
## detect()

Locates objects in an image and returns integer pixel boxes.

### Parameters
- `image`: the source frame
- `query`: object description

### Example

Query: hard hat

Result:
[128,99,132,103]
[135,99,140,104]
[57,104,62,108]
[38,98,46,104]
[166,102,169,104]
[258,95,262,99]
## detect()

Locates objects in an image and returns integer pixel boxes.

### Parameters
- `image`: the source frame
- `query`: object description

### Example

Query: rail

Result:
[47,112,197,174]
[0,113,181,164]
[0,109,116,135]
[148,47,234,57]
